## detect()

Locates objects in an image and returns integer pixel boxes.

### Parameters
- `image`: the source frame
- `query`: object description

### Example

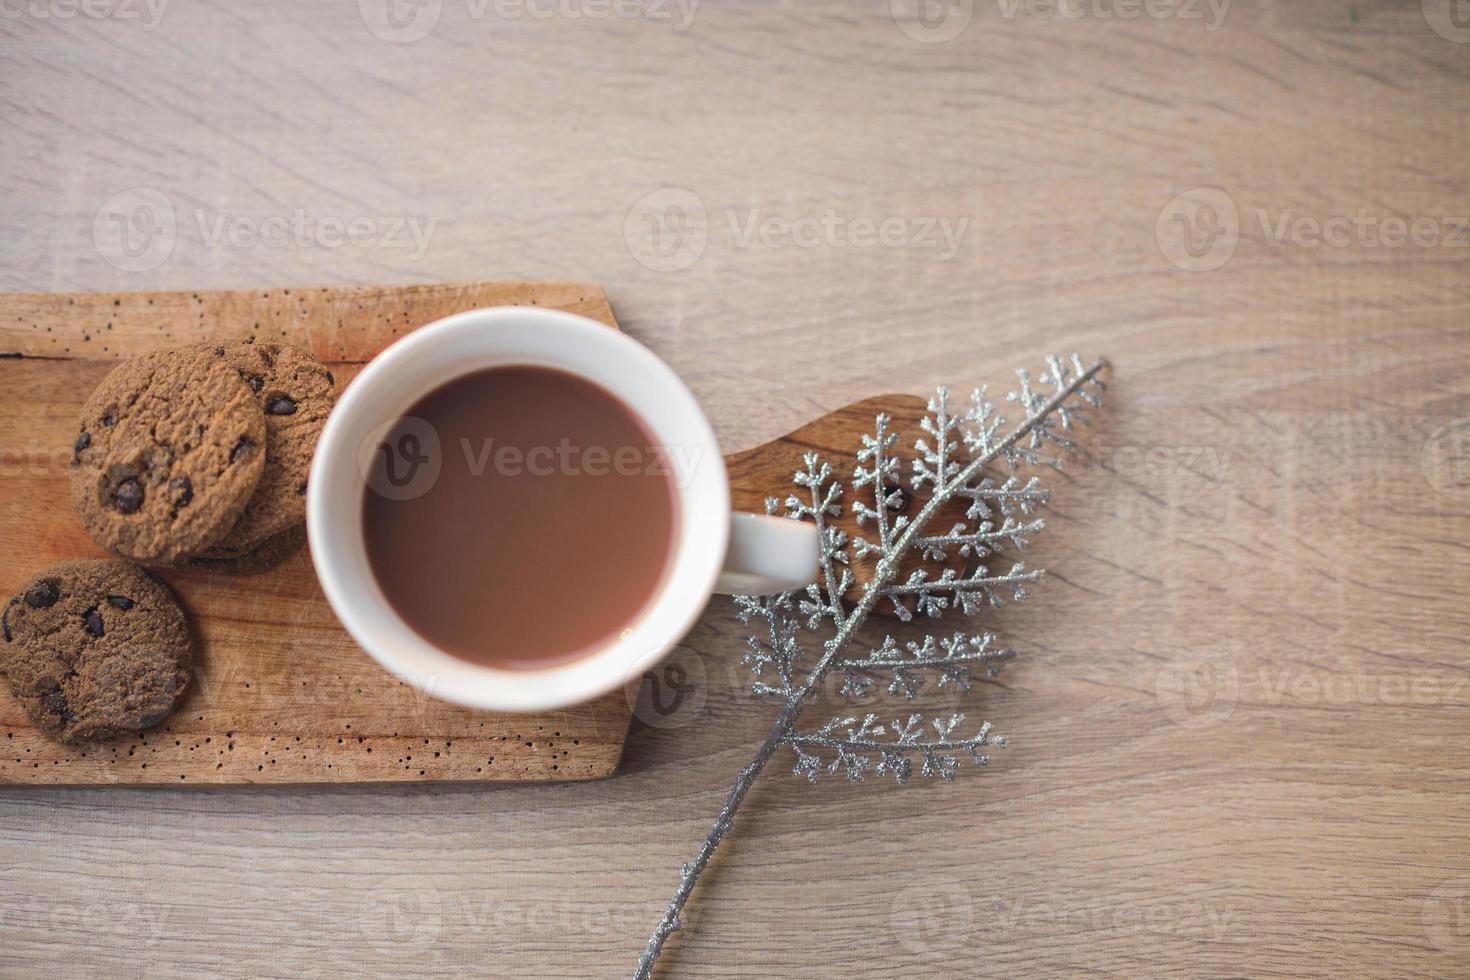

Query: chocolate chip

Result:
[296,483,308,496]
[102,411,117,427]
[266,396,297,416]
[112,477,144,514]
[106,595,135,610]
[82,607,104,637]
[24,580,59,609]
[2,604,12,642]
[73,431,91,463]
[170,476,193,510]
[230,438,254,463]
[43,688,73,723]
[242,373,264,393]
[214,346,225,357]
[325,370,335,386]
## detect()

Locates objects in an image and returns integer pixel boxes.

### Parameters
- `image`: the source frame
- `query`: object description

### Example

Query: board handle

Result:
[715,513,820,595]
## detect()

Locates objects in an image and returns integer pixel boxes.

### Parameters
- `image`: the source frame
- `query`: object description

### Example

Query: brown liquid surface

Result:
[362,366,677,669]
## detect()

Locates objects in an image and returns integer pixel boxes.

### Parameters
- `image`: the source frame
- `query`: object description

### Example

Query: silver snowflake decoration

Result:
[637,354,1108,978]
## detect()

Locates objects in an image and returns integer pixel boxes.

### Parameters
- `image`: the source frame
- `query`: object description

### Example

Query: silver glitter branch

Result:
[836,631,1016,701]
[787,712,1004,785]
[634,354,1108,978]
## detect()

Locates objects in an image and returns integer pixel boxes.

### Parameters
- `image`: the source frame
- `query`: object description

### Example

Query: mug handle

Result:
[715,513,821,595]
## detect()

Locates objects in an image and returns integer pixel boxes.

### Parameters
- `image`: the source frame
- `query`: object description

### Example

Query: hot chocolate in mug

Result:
[308,307,820,712]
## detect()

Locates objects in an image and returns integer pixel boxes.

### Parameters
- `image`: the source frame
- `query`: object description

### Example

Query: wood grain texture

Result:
[0,282,633,785]
[1,1,1468,977]
[1,281,618,359]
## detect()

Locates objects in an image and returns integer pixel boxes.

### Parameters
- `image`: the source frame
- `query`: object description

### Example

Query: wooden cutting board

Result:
[0,282,946,786]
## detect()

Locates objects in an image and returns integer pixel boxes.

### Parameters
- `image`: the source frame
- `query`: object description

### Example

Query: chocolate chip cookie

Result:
[70,347,267,564]
[202,339,335,551]
[1,559,192,744]
[187,522,306,576]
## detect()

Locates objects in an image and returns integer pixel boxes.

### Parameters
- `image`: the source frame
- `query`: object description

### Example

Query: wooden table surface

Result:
[2,2,1468,976]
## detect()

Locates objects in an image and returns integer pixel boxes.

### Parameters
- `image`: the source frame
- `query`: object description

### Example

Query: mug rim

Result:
[307,306,731,712]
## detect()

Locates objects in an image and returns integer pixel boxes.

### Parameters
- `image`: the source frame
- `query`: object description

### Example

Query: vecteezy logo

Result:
[1423,417,1470,496]
[1424,0,1470,43]
[623,187,707,272]
[1156,187,1240,272]
[889,0,973,43]
[360,416,442,500]
[92,188,176,272]
[357,876,443,954]
[1423,879,1470,955]
[1154,646,1240,728]
[890,880,974,955]
[626,645,707,729]
[359,0,441,42]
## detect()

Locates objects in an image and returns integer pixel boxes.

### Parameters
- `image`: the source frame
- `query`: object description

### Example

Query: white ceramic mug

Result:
[307,307,819,712]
